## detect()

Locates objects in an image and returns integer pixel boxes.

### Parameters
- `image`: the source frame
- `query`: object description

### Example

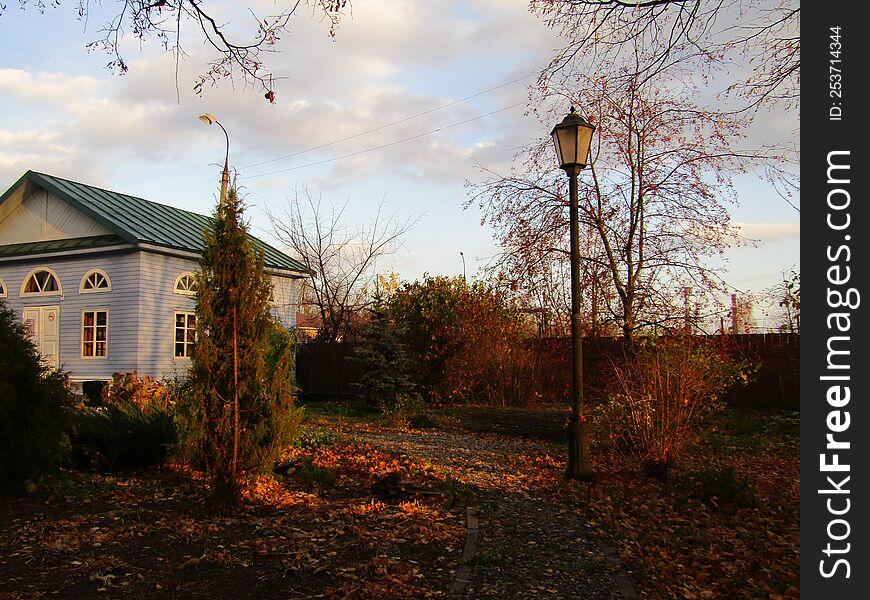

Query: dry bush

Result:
[598,336,754,477]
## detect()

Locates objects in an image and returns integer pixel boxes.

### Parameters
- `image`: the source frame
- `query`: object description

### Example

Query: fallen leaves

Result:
[0,441,463,599]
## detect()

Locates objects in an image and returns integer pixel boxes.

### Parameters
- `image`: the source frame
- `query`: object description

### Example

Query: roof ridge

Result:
[29,171,218,222]
[4,170,309,275]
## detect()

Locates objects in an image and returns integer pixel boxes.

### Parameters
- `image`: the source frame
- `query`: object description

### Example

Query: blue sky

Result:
[0,0,799,328]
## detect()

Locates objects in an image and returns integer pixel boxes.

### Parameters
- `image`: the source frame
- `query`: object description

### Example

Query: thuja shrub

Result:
[0,301,75,492]
[600,335,755,478]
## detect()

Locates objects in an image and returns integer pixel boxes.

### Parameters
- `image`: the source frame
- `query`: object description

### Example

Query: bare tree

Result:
[469,63,786,341]
[4,0,349,99]
[760,269,799,333]
[270,186,415,343]
[531,0,799,112]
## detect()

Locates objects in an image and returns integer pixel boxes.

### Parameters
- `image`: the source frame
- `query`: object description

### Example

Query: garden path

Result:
[349,426,637,600]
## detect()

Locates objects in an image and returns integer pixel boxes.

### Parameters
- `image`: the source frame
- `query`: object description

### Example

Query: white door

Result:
[23,305,60,369]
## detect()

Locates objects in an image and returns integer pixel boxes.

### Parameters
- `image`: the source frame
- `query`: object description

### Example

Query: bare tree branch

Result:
[4,0,349,99]
[269,186,416,343]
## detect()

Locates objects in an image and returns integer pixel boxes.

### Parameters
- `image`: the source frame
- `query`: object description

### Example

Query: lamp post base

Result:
[565,418,594,480]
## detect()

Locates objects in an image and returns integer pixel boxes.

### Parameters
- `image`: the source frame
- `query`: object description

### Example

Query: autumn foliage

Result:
[383,276,537,406]
[597,335,755,477]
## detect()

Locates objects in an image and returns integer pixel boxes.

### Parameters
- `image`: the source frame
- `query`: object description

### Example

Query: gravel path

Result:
[349,428,636,600]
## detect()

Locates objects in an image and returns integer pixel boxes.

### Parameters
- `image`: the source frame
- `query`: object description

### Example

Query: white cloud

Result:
[734,222,800,243]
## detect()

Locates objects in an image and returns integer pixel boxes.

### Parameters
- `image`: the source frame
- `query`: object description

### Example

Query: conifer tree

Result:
[351,295,415,412]
[184,187,298,506]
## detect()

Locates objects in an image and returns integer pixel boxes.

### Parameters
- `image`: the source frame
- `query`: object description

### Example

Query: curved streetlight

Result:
[551,106,596,481]
[460,251,466,283]
[198,113,230,212]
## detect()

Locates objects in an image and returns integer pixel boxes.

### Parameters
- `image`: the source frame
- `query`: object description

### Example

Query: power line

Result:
[240,102,525,180]
[238,72,535,170]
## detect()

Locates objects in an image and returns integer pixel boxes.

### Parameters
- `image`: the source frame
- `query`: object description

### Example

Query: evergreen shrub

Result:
[0,300,74,493]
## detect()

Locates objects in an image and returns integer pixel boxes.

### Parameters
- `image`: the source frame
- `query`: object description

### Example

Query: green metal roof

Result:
[0,171,308,274]
[0,234,127,257]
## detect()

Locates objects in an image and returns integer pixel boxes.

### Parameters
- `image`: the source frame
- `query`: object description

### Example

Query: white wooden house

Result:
[0,170,308,385]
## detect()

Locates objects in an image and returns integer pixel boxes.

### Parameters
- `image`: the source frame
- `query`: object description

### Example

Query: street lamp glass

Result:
[551,108,595,170]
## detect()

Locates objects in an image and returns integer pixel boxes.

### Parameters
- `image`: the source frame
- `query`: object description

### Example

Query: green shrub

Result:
[69,399,177,472]
[380,393,430,428]
[286,456,338,487]
[0,300,75,493]
[764,410,800,436]
[351,295,416,411]
[294,427,342,450]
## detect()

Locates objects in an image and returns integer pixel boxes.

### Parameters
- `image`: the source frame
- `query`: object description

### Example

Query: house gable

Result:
[0,187,114,245]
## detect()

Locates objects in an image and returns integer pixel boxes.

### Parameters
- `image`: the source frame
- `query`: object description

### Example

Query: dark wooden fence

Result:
[533,334,799,410]
[295,342,363,399]
[296,334,799,409]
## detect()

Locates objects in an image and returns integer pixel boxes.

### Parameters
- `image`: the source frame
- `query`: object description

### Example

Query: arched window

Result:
[21,268,62,296]
[0,277,6,298]
[80,269,112,293]
[173,272,197,296]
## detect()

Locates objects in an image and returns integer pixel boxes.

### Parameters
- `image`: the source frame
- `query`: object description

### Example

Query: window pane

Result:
[84,312,94,327]
[186,343,195,357]
[83,343,93,357]
[42,272,58,291]
[175,343,185,357]
[96,312,107,326]
[83,327,94,342]
[96,327,106,341]
[96,342,106,357]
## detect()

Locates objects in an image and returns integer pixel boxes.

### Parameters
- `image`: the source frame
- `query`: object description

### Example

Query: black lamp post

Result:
[199,113,230,213]
[460,251,466,283]
[551,106,596,480]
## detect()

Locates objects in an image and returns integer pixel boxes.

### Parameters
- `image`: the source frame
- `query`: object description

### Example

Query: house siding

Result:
[136,251,199,381]
[0,251,140,381]
[137,253,301,381]
[271,275,300,327]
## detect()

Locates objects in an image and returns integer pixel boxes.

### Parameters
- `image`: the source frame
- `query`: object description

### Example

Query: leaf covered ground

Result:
[446,406,801,599]
[0,438,462,599]
[0,405,799,599]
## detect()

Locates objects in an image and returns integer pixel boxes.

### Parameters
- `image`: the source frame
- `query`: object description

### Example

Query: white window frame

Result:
[174,311,197,359]
[81,308,109,359]
[0,277,6,298]
[80,269,112,294]
[20,267,63,297]
[173,272,197,296]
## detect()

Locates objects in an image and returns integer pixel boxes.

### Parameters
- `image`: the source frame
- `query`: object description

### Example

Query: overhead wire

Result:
[240,102,525,180]
[238,72,535,170]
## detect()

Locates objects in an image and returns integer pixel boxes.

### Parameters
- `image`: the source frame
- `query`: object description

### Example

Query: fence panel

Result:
[297,334,799,409]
